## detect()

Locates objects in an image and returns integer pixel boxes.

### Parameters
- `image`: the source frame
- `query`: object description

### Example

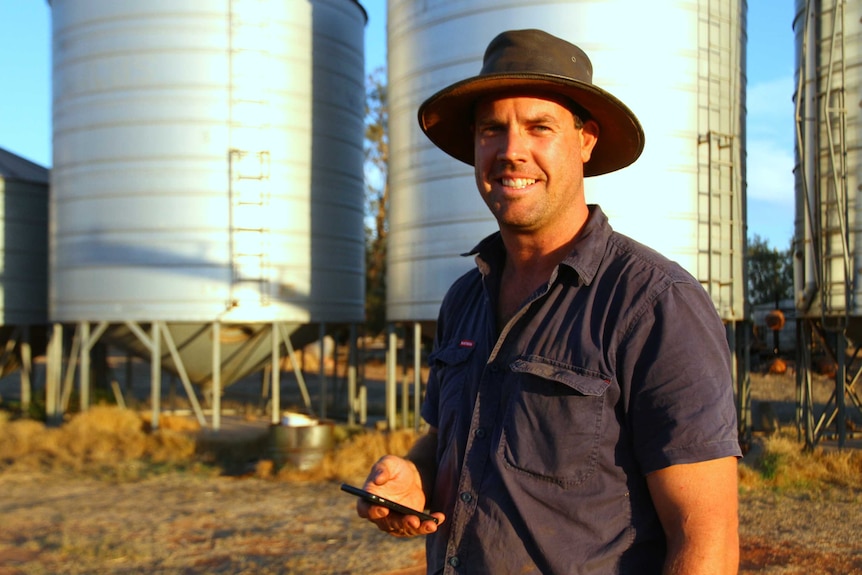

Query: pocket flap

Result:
[429,341,475,367]
[510,357,610,396]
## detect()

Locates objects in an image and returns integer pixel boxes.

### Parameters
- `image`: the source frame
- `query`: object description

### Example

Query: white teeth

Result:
[502,178,536,189]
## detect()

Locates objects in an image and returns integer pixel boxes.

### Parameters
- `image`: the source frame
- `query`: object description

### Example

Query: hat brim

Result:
[418,73,645,177]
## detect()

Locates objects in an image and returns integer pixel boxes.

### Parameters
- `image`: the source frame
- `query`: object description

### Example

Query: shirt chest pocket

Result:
[428,342,476,427]
[499,356,610,486]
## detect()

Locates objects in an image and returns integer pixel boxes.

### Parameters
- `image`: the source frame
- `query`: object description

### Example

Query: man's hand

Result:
[356,454,445,537]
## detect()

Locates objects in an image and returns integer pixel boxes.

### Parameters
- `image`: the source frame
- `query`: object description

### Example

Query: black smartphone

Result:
[340,483,439,524]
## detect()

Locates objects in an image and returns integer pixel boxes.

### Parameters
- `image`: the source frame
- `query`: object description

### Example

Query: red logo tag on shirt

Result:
[459,340,475,348]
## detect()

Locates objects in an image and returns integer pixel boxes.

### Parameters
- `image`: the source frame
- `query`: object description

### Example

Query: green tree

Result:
[747,234,793,307]
[364,67,388,335]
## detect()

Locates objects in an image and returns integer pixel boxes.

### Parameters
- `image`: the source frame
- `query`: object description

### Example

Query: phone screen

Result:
[340,483,439,524]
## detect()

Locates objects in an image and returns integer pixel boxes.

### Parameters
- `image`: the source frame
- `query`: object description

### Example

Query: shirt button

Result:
[490,363,500,373]
[474,427,486,438]
[448,556,461,567]
[459,491,473,503]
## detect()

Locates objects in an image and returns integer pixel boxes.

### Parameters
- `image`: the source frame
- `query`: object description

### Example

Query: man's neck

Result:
[494,211,590,329]
[498,207,590,276]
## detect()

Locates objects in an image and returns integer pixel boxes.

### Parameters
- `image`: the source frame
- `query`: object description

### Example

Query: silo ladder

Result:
[229,149,272,307]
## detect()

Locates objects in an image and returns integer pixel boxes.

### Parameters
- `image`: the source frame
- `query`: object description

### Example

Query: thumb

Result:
[369,456,397,487]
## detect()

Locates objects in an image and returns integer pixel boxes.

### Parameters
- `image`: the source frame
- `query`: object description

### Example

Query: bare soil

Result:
[0,471,427,575]
[1,468,859,574]
[1,364,860,574]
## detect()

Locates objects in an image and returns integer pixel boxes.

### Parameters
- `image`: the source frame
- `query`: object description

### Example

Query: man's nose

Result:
[496,128,528,161]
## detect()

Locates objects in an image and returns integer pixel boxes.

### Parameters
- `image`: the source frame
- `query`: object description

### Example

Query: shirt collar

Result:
[463,204,612,286]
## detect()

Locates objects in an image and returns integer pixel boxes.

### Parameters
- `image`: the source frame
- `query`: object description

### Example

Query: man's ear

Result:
[580,119,599,163]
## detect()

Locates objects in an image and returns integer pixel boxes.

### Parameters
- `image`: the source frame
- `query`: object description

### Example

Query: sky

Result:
[0,0,795,249]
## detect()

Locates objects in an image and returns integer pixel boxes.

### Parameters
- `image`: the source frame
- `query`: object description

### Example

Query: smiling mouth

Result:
[501,177,537,189]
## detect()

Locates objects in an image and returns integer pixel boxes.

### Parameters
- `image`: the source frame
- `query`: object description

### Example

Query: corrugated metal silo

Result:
[310,0,368,322]
[793,0,862,446]
[793,0,862,324]
[387,0,747,323]
[49,0,366,390]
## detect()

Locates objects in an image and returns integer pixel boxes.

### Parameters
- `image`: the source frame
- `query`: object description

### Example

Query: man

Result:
[357,29,741,574]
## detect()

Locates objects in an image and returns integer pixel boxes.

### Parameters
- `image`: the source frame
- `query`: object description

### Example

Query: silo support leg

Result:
[728,322,751,448]
[348,323,358,426]
[400,330,409,430]
[80,323,90,411]
[45,323,63,425]
[276,322,313,415]
[158,322,207,428]
[845,362,862,415]
[271,323,280,425]
[19,326,32,413]
[836,336,846,448]
[212,322,222,431]
[122,320,208,429]
[60,328,81,413]
[796,320,817,448]
[386,324,397,430]
[319,323,327,420]
[151,323,161,431]
[77,321,109,412]
[0,327,19,375]
[124,321,162,429]
[799,324,862,447]
[414,322,422,433]
[0,327,28,412]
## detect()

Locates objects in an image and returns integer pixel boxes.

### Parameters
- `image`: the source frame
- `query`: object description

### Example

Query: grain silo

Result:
[387,0,747,324]
[49,0,366,426]
[0,148,50,407]
[793,0,862,447]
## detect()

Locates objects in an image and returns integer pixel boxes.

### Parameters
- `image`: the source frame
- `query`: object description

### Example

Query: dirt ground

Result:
[0,471,428,575]
[0,468,859,575]
[1,362,861,574]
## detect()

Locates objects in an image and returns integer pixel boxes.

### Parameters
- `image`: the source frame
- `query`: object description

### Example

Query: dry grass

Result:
[3,405,861,497]
[0,406,202,479]
[0,405,421,485]
[739,431,862,492]
[274,426,420,485]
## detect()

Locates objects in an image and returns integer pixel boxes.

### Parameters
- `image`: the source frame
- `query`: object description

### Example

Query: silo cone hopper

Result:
[109,321,318,390]
[75,321,323,428]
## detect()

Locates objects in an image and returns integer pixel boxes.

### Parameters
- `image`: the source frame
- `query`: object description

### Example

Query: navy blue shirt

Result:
[421,205,741,574]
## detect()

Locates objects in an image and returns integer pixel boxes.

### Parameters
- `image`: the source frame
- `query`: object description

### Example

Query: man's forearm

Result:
[662,532,739,575]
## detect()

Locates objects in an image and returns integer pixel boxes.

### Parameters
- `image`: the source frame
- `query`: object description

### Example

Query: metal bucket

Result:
[268,420,335,471]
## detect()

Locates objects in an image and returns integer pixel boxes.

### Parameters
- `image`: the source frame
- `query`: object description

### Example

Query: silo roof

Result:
[0,147,49,184]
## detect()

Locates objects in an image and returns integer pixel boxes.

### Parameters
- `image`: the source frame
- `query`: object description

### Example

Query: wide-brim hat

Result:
[418,29,645,177]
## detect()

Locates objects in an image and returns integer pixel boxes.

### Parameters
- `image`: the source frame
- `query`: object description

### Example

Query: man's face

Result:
[473,93,597,235]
